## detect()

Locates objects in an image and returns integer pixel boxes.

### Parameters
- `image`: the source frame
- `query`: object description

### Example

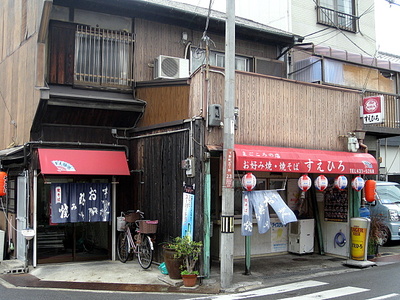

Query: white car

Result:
[366,181,400,244]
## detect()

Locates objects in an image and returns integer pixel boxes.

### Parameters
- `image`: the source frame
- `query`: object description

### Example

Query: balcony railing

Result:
[74,25,134,88]
[317,6,357,32]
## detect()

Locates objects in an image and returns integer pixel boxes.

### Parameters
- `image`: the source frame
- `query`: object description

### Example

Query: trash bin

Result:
[350,217,370,261]
[0,230,4,262]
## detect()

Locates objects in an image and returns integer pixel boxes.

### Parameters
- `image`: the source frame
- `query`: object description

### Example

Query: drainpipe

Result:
[111,176,117,261]
[33,170,37,267]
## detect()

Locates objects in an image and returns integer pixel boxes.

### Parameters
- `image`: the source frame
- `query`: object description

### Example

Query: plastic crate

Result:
[138,220,158,233]
[125,212,140,223]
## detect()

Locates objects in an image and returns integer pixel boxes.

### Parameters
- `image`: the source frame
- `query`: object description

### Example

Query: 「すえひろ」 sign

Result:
[362,96,384,124]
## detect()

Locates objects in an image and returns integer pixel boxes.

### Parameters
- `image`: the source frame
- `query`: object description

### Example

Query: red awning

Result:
[235,144,378,175]
[38,148,130,175]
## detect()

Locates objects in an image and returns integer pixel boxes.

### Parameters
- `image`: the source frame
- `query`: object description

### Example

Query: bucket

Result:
[117,216,126,231]
[158,262,168,275]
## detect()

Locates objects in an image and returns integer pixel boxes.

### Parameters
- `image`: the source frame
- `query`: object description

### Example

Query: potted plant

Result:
[367,216,385,258]
[168,236,202,287]
[162,241,184,279]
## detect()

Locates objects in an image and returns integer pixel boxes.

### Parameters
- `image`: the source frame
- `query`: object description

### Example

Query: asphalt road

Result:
[0,241,399,300]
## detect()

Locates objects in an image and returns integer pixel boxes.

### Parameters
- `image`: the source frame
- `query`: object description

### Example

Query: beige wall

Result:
[192,67,362,151]
[291,0,376,56]
[0,0,44,149]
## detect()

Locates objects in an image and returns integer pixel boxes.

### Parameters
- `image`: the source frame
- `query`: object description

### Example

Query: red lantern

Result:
[351,176,365,191]
[334,175,348,190]
[242,173,257,191]
[314,175,328,192]
[365,180,376,202]
[0,172,7,196]
[298,174,312,192]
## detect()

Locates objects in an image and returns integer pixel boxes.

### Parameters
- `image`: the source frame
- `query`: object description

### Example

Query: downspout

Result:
[310,174,324,255]
[33,169,37,267]
[203,155,211,278]
[111,175,116,261]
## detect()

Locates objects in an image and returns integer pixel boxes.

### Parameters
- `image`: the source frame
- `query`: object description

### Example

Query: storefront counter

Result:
[210,216,289,259]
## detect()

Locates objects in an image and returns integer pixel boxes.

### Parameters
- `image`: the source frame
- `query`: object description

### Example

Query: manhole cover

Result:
[292,258,308,261]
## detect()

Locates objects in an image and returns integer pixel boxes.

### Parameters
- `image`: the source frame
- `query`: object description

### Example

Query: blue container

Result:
[359,206,370,218]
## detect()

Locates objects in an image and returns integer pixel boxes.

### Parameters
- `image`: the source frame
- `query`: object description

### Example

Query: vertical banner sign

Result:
[182,184,195,239]
[225,149,234,188]
[362,95,384,124]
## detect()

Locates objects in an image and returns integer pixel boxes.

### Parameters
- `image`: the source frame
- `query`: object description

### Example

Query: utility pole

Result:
[220,0,235,289]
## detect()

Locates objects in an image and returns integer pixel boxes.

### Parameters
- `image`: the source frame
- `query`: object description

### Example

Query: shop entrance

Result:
[36,177,110,263]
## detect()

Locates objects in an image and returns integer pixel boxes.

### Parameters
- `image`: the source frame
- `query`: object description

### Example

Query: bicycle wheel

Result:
[117,232,129,263]
[137,235,153,269]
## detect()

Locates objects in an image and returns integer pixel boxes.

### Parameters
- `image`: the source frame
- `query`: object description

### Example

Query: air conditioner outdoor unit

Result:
[154,55,189,79]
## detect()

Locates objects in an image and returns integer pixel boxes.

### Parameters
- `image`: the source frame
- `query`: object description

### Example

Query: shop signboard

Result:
[362,95,384,124]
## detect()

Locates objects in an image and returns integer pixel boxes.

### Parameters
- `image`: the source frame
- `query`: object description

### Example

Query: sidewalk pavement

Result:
[1,251,400,294]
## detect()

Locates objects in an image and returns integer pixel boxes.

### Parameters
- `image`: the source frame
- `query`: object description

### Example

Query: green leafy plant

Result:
[168,236,202,275]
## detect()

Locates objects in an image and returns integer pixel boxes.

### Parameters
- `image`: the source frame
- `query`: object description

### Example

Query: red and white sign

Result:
[362,96,384,124]
[298,174,312,192]
[351,176,365,191]
[314,175,328,192]
[242,172,257,191]
[334,175,348,190]
[225,149,234,188]
[234,145,378,175]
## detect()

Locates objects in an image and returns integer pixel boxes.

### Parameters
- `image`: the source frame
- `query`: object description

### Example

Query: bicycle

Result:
[116,210,158,269]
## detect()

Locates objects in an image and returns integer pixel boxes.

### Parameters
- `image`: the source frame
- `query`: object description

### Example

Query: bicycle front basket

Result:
[138,220,158,233]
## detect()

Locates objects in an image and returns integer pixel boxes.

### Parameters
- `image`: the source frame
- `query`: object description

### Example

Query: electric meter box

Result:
[208,104,222,127]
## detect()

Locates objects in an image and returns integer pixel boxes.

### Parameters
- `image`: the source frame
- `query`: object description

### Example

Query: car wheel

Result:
[381,226,391,245]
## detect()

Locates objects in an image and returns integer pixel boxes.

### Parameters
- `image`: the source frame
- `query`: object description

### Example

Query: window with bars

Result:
[317,0,357,32]
[74,25,134,87]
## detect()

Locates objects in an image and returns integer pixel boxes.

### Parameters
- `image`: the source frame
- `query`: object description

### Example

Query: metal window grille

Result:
[317,6,357,32]
[74,25,134,87]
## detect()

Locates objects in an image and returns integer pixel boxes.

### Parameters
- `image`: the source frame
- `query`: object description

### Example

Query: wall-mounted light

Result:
[181,31,188,44]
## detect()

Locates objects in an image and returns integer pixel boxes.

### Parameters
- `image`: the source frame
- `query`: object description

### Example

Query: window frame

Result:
[317,0,357,32]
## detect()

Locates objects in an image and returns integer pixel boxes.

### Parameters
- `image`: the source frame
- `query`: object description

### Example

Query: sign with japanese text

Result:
[362,95,384,124]
[182,184,195,239]
[235,145,378,175]
[225,149,234,188]
[50,183,111,224]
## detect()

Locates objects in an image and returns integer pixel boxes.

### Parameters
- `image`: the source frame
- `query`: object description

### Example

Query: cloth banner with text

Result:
[241,190,297,236]
[50,183,111,224]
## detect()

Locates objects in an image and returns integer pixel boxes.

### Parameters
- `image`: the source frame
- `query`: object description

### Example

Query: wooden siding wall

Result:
[0,0,42,149]
[130,120,204,261]
[135,85,191,127]
[133,18,278,82]
[194,68,362,151]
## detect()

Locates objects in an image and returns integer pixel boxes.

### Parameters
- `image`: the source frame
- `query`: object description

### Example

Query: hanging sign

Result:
[182,184,195,239]
[362,96,384,124]
[351,176,365,191]
[298,174,312,192]
[0,172,7,196]
[242,172,257,191]
[314,175,328,191]
[334,175,348,190]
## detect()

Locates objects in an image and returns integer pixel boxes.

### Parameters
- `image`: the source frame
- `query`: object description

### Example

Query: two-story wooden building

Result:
[0,0,398,278]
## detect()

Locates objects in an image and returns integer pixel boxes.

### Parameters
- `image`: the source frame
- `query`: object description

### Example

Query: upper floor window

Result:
[190,48,250,73]
[75,25,134,87]
[317,0,357,32]
[48,21,134,89]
